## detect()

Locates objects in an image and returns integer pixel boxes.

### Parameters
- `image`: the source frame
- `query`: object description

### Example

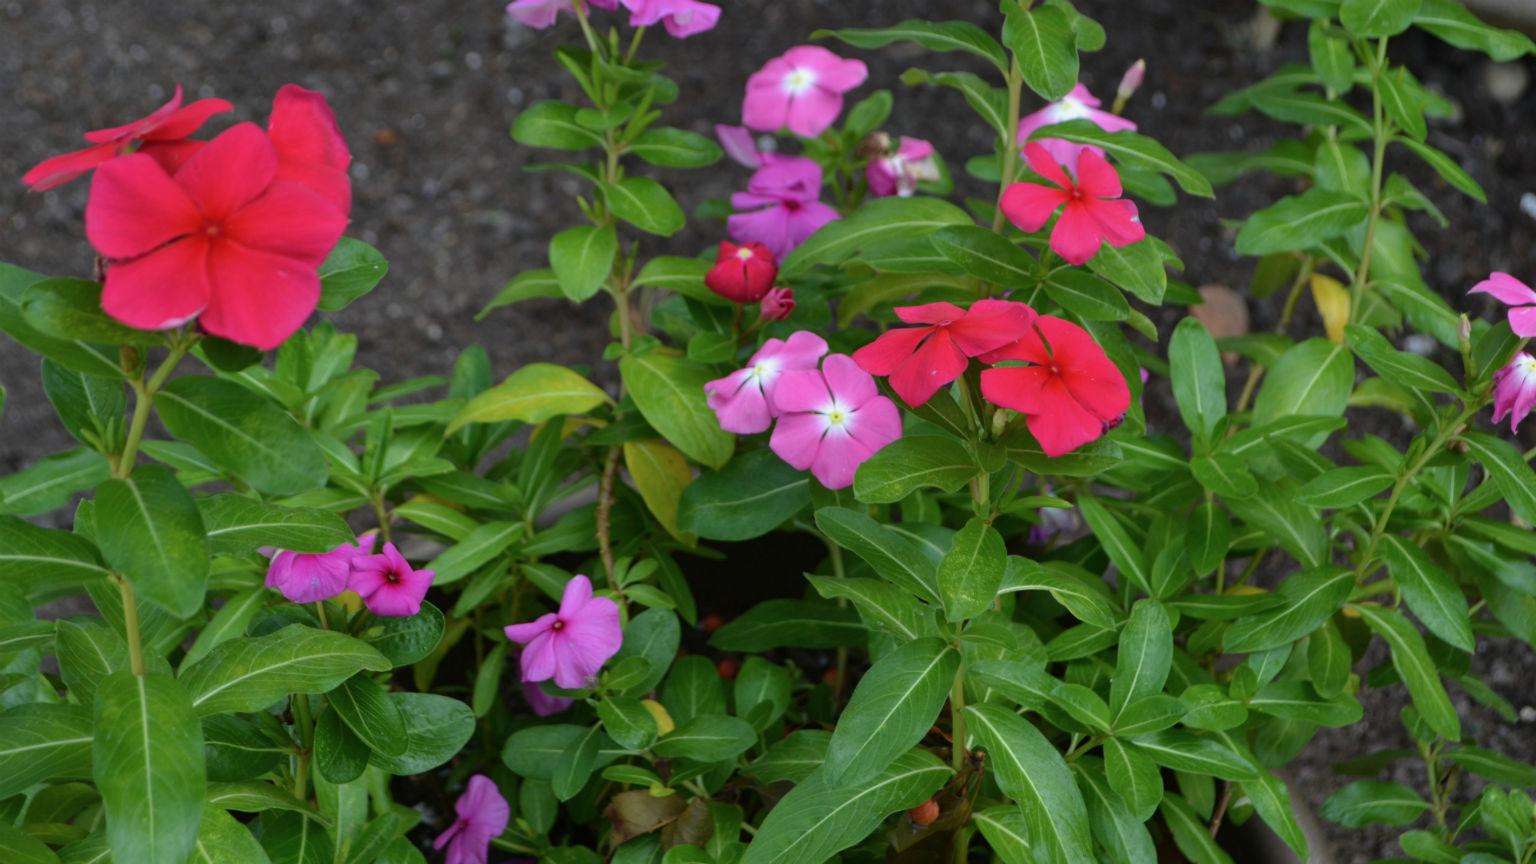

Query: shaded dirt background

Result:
[3,1,1535,860]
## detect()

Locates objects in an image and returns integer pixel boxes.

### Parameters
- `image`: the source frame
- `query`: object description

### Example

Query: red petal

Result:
[894,302,966,325]
[21,144,116,191]
[1083,197,1145,248]
[223,181,348,266]
[85,154,203,259]
[852,326,930,376]
[201,242,320,350]
[977,321,1050,365]
[83,85,183,144]
[1022,141,1071,190]
[887,328,967,407]
[949,299,1036,357]
[175,123,277,221]
[1025,376,1108,457]
[268,85,351,173]
[1000,182,1069,233]
[979,364,1051,414]
[1072,148,1122,198]
[100,237,212,331]
[1049,201,1104,266]
[142,98,234,141]
[274,162,351,217]
[139,140,206,176]
[1035,316,1130,422]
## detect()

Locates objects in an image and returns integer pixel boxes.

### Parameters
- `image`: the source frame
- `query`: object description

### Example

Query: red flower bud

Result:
[759,286,795,322]
[908,798,940,826]
[700,612,725,633]
[706,240,778,303]
[716,658,741,679]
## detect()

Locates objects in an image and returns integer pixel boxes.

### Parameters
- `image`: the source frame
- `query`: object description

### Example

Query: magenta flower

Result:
[760,286,795,322]
[1493,352,1536,433]
[867,137,940,198]
[770,355,902,489]
[1470,272,1536,337]
[624,0,719,37]
[505,0,572,28]
[504,575,622,690]
[434,775,510,864]
[350,542,434,617]
[716,124,783,169]
[263,532,375,604]
[727,157,839,259]
[523,681,574,717]
[1018,83,1137,169]
[705,330,828,434]
[743,45,868,138]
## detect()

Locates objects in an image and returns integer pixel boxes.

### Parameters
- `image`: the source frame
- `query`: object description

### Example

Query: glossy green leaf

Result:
[938,518,1006,621]
[678,449,809,541]
[813,20,1007,71]
[200,494,352,556]
[1319,779,1429,826]
[157,377,328,496]
[181,624,391,716]
[1169,317,1226,441]
[853,435,976,504]
[317,238,389,313]
[549,224,617,302]
[94,673,204,864]
[95,465,209,617]
[604,178,685,236]
[1352,603,1460,740]
[620,351,734,469]
[1224,567,1352,652]
[448,363,609,432]
[825,638,957,785]
[1379,535,1473,652]
[327,674,408,757]
[965,703,1094,863]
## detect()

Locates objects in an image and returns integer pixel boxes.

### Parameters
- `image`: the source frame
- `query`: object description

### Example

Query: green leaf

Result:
[0,823,60,864]
[709,599,863,652]
[734,658,790,730]
[1345,324,1458,393]
[620,351,734,469]
[317,238,389,313]
[853,435,976,504]
[1399,138,1486,203]
[1225,487,1328,567]
[1443,745,1536,788]
[181,589,266,670]
[200,494,352,556]
[1414,0,1535,61]
[1319,779,1429,826]
[0,703,93,798]
[327,674,409,757]
[315,707,369,784]
[425,521,523,586]
[808,575,938,641]
[652,714,756,763]
[94,673,205,864]
[1087,238,1168,305]
[1029,120,1214,198]
[357,602,445,667]
[678,450,809,541]
[1308,20,1355,92]
[157,376,328,496]
[550,224,618,302]
[181,624,391,716]
[1074,758,1159,864]
[597,697,657,750]
[0,449,111,517]
[255,810,330,864]
[370,693,475,775]
[1243,773,1309,859]
[0,263,122,379]
[780,197,972,277]
[1160,794,1234,864]
[612,608,681,694]
[95,465,209,617]
[20,278,160,345]
[1252,338,1354,426]
[1077,496,1150,594]
[512,101,603,150]
[1224,567,1352,652]
[1005,4,1079,101]
[938,518,1006,622]
[1000,561,1119,629]
[965,703,1094,863]
[1236,189,1369,255]
[0,515,109,597]
[1104,737,1164,821]
[551,724,602,801]
[1249,681,1364,726]
[1462,432,1536,524]
[448,363,610,432]
[813,20,1007,72]
[1352,603,1460,740]
[1379,536,1473,652]
[825,638,958,785]
[1340,0,1422,37]
[971,806,1034,864]
[624,439,694,542]
[1378,67,1427,141]
[1308,620,1353,697]
[627,128,722,168]
[194,804,275,863]
[1169,318,1226,442]
[1043,270,1130,321]
[813,507,940,603]
[604,178,685,237]
[929,225,1036,286]
[478,269,563,319]
[1187,502,1230,578]
[1190,453,1258,499]
[1110,600,1172,722]
[633,256,717,304]
[1295,465,1395,508]
[1129,730,1258,780]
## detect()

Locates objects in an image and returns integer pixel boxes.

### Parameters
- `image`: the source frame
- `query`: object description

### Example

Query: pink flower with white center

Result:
[867,137,941,198]
[770,354,903,490]
[434,775,510,864]
[349,542,435,617]
[743,45,868,138]
[1492,352,1536,433]
[1470,272,1536,337]
[504,575,623,690]
[705,330,828,434]
[715,124,782,169]
[727,156,839,258]
[505,0,572,29]
[523,682,574,717]
[624,0,720,37]
[263,532,376,604]
[1018,83,1137,168]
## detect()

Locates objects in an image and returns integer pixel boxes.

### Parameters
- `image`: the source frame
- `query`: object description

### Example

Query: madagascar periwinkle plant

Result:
[3,0,1536,862]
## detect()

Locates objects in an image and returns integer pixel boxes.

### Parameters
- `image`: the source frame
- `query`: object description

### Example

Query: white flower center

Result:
[1053,96,1092,121]
[783,68,817,95]
[826,408,847,427]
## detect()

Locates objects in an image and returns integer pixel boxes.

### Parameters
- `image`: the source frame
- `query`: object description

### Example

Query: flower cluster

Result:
[506,0,720,37]
[265,533,435,617]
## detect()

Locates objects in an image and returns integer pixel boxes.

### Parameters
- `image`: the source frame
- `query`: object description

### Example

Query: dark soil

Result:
[3,1,1535,860]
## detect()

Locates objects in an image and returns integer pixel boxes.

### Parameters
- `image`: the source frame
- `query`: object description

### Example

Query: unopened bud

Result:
[759,286,795,322]
[1117,59,1146,103]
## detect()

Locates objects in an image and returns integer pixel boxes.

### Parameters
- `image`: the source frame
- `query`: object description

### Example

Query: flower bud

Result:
[759,286,795,322]
[908,798,940,827]
[705,240,778,303]
[1117,59,1146,103]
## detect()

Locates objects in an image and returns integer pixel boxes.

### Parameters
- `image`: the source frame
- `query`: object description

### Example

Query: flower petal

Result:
[85,153,203,259]
[771,368,833,414]
[21,143,117,192]
[200,241,320,350]
[1509,305,1536,338]
[822,353,879,408]
[810,427,872,490]
[504,613,558,645]
[1000,182,1069,233]
[1022,141,1072,190]
[1470,272,1536,307]
[144,97,235,141]
[888,328,967,407]
[851,326,930,376]
[980,364,1052,414]
[1049,200,1107,265]
[222,181,347,265]
[1026,376,1109,457]
[83,86,184,144]
[559,574,594,619]
[846,394,902,453]
[100,237,212,332]
[518,630,560,683]
[784,87,843,138]
[1072,148,1122,198]
[948,299,1037,357]
[174,123,278,220]
[769,411,827,470]
[894,302,967,325]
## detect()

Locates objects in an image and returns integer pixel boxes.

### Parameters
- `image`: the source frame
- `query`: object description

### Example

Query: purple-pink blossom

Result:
[716,124,781,169]
[624,0,719,37]
[434,775,510,864]
[349,542,435,617]
[866,136,940,198]
[505,0,572,29]
[743,45,868,138]
[523,682,574,717]
[263,533,375,604]
[727,156,839,259]
[1018,83,1136,168]
[1470,272,1536,337]
[770,354,902,490]
[504,575,623,690]
[1493,352,1536,433]
[705,330,828,434]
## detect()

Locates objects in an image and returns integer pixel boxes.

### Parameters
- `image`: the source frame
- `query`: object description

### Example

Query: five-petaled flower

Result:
[434,774,510,864]
[263,532,376,605]
[852,300,1036,407]
[770,354,902,489]
[1000,142,1144,266]
[504,575,623,690]
[866,136,941,199]
[350,542,435,617]
[1017,82,1136,169]
[23,85,233,191]
[624,0,720,37]
[727,156,839,259]
[706,240,779,303]
[1493,352,1536,434]
[705,330,827,434]
[743,45,868,138]
[1470,272,1536,337]
[980,314,1130,457]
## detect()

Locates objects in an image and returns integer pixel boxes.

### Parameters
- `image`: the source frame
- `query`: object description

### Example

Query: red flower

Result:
[706,241,778,303]
[22,85,233,191]
[1000,142,1144,266]
[979,315,1130,457]
[267,84,352,216]
[852,299,1036,407]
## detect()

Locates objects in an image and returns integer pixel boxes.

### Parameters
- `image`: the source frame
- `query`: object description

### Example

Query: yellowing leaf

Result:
[1311,274,1350,343]
[447,363,610,433]
[642,699,676,736]
[624,439,695,543]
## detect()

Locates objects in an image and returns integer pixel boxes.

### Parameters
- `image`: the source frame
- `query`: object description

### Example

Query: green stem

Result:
[1349,38,1391,319]
[292,694,314,803]
[827,540,850,706]
[117,574,146,676]
[950,660,968,772]
[989,59,1026,239]
[1233,257,1313,417]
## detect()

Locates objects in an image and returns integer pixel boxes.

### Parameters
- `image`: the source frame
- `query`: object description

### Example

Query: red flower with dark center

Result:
[1000,142,1144,266]
[705,240,778,303]
[979,314,1130,457]
[851,299,1036,407]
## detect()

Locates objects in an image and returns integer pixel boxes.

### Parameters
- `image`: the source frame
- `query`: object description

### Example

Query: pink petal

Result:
[785,87,843,138]
[1072,149,1122,198]
[1022,141,1072,190]
[505,613,558,645]
[852,327,931,377]
[783,46,867,91]
[83,86,184,143]
[506,0,569,28]
[1470,272,1536,307]
[559,574,594,619]
[707,368,772,434]
[1509,306,1536,338]
[560,596,623,670]
[810,427,873,490]
[728,206,794,260]
[772,369,834,413]
[1083,197,1145,249]
[101,237,212,331]
[949,300,1037,357]
[21,143,117,191]
[144,98,235,141]
[174,123,278,221]
[785,201,839,250]
[660,0,719,37]
[743,66,792,133]
[770,411,828,470]
[519,630,560,683]
[980,365,1052,415]
[770,330,830,369]
[822,354,879,408]
[269,85,350,173]
[895,302,967,325]
[716,124,762,168]
[846,395,902,453]
[85,154,203,259]
[888,328,968,407]
[201,242,321,350]
[1050,201,1107,266]
[1026,376,1109,457]
[1038,316,1131,422]
[999,182,1069,233]
[223,181,348,265]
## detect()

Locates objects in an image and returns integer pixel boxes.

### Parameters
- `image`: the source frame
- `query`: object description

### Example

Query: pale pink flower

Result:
[434,775,510,864]
[727,156,839,259]
[504,575,622,690]
[1117,60,1146,104]
[705,330,828,434]
[1493,352,1536,433]
[770,355,902,489]
[263,532,376,604]
[867,137,940,198]
[349,542,434,617]
[505,0,572,28]
[1470,272,1536,337]
[523,682,574,716]
[715,124,782,169]
[1018,83,1137,168]
[743,45,868,138]
[623,0,719,37]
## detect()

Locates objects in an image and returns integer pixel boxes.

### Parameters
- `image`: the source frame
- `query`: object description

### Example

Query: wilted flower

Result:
[743,45,868,138]
[1000,143,1144,266]
[504,575,622,689]
[705,240,778,303]
[866,136,941,198]
[770,354,902,489]
[1492,352,1536,433]
[705,330,827,434]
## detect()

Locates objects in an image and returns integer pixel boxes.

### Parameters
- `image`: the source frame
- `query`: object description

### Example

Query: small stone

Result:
[1521,192,1536,222]
[1484,61,1529,105]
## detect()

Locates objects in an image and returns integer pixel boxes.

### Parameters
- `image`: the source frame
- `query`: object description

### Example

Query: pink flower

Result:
[267,85,353,218]
[523,682,574,716]
[979,315,1131,457]
[505,0,573,28]
[1017,83,1136,167]
[504,575,622,690]
[1000,143,1144,266]
[760,286,795,322]
[743,45,868,138]
[434,775,510,864]
[22,85,233,191]
[867,137,941,198]
[624,0,720,37]
[263,532,376,604]
[1492,352,1536,433]
[716,124,781,169]
[852,300,1037,407]
[350,542,435,617]
[727,157,839,259]
[706,330,828,434]
[770,355,902,489]
[1470,272,1536,337]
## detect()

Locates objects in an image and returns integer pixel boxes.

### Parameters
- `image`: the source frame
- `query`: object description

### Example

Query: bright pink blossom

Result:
[979,315,1130,458]
[867,137,941,198]
[760,286,795,322]
[1116,61,1147,104]
[22,85,233,192]
[504,575,622,690]
[852,300,1036,407]
[434,775,510,864]
[624,0,719,37]
[1470,272,1536,337]
[263,532,376,604]
[1000,143,1144,266]
[706,330,828,434]
[267,85,353,217]
[743,46,868,138]
[727,157,838,259]
[1017,83,1136,168]
[1492,352,1536,433]
[770,355,902,489]
[350,542,435,617]
[505,0,573,28]
[523,682,574,717]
